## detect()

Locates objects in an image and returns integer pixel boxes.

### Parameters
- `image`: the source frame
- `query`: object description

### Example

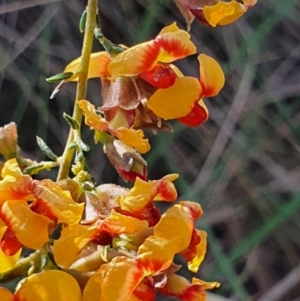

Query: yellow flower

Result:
[90,201,214,301]
[116,174,178,211]
[0,270,81,301]
[78,99,150,155]
[53,174,177,268]
[63,23,198,134]
[147,54,225,127]
[158,273,220,301]
[107,22,196,83]
[0,159,84,272]
[173,0,257,28]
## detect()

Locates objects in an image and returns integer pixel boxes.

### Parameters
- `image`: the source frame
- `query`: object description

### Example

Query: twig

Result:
[56,0,97,181]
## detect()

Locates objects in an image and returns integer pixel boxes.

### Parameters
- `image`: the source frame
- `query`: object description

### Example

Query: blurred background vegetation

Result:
[1,0,300,300]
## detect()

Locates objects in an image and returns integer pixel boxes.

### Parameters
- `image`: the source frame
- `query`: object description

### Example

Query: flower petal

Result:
[187,230,207,273]
[191,277,220,290]
[153,205,193,253]
[153,201,202,255]
[137,235,175,274]
[0,224,21,272]
[33,179,84,224]
[179,200,203,220]
[116,202,161,227]
[0,159,33,206]
[158,273,219,301]
[108,23,196,79]
[1,200,52,249]
[147,77,202,119]
[139,64,176,89]
[155,22,196,63]
[178,99,209,127]
[169,64,184,77]
[54,224,98,268]
[64,51,110,81]
[115,127,150,154]
[78,100,108,132]
[203,1,246,27]
[199,54,225,97]
[242,0,257,9]
[117,175,177,212]
[102,210,148,234]
[96,256,144,301]
[1,227,23,256]
[0,287,14,301]
[15,270,81,301]
[152,174,179,201]
[132,280,156,301]
[83,272,102,301]
[108,40,159,79]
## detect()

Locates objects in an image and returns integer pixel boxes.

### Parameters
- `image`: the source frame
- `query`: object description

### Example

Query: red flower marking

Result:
[140,64,176,89]
[178,103,208,127]
[1,228,22,256]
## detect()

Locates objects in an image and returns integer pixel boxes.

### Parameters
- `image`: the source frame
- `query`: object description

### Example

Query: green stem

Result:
[56,0,98,181]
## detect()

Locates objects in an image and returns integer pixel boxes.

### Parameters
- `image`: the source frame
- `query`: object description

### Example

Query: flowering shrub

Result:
[0,0,257,300]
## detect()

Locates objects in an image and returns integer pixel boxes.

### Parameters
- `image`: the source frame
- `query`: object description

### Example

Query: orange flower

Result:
[0,270,81,301]
[78,99,150,155]
[63,23,197,132]
[147,54,225,127]
[0,159,84,272]
[54,212,148,269]
[90,201,213,301]
[116,174,178,212]
[65,22,196,88]
[173,0,257,28]
[77,99,149,181]
[107,22,196,86]
[54,174,177,268]
[0,220,21,273]
[158,273,220,301]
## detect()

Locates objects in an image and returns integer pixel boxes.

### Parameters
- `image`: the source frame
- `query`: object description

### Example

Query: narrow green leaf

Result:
[23,164,44,175]
[75,151,84,163]
[36,136,58,161]
[78,140,90,152]
[63,113,79,130]
[79,9,87,33]
[46,72,74,83]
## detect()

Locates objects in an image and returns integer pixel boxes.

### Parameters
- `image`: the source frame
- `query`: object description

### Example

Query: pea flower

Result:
[76,99,149,181]
[0,159,84,273]
[173,0,257,28]
[63,22,197,131]
[53,174,178,269]
[147,53,225,126]
[81,201,218,301]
